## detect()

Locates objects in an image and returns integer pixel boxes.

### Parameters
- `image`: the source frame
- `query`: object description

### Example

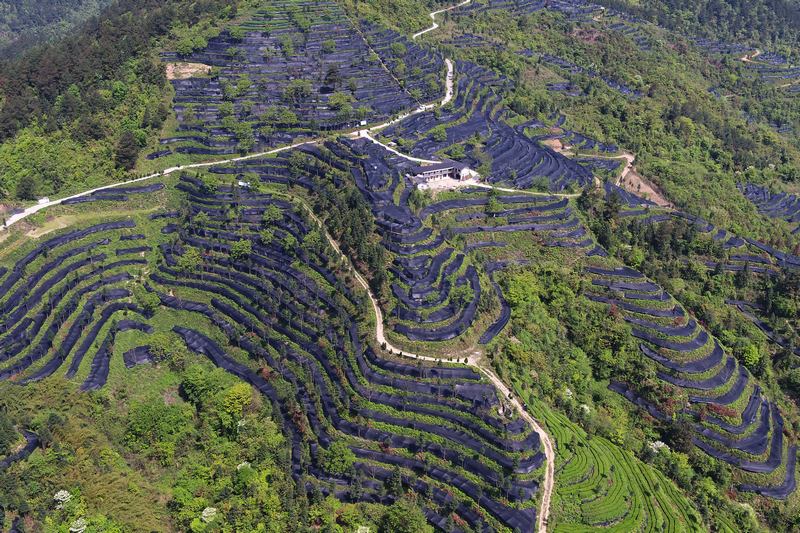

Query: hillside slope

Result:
[1,0,800,531]
[600,0,800,49]
[0,0,111,57]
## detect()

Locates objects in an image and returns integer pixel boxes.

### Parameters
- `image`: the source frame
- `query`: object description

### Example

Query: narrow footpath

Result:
[302,195,554,533]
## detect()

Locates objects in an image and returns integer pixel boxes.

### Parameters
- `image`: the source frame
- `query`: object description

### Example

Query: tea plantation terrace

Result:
[154,0,444,159]
[0,177,545,532]
[378,61,594,191]
[330,138,599,345]
[584,260,798,499]
[739,183,800,235]
[157,176,545,530]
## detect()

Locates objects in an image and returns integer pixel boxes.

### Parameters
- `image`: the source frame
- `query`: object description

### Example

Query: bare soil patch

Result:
[542,138,563,151]
[26,215,77,239]
[572,27,603,44]
[620,167,673,208]
[163,388,179,406]
[166,62,212,80]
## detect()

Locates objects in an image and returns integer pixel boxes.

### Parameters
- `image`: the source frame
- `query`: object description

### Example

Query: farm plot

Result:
[604,16,653,51]
[379,60,594,192]
[0,220,154,388]
[155,0,444,159]
[604,182,656,208]
[692,38,750,56]
[529,403,703,532]
[0,173,548,531]
[694,40,800,92]
[0,430,39,470]
[739,183,800,234]
[546,81,585,98]
[453,0,652,51]
[314,137,497,348]
[584,258,799,498]
[550,129,618,154]
[538,54,642,99]
[145,175,545,531]
[745,61,800,90]
[61,184,165,206]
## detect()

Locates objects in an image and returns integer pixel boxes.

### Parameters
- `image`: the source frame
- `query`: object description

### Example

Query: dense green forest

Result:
[599,0,800,50]
[0,0,112,57]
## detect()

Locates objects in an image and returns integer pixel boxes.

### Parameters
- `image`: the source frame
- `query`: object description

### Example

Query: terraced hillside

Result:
[204,133,600,356]
[0,174,545,531]
[205,110,800,511]
[739,183,800,235]
[531,404,703,531]
[4,0,800,531]
[152,0,444,161]
[337,135,799,500]
[378,61,596,191]
[585,262,798,498]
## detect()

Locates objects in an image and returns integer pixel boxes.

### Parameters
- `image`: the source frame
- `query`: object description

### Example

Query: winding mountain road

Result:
[412,0,472,40]
[1,2,555,530]
[2,140,317,230]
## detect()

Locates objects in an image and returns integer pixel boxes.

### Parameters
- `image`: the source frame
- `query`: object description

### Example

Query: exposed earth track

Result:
[411,0,472,40]
[740,48,761,63]
[303,198,554,533]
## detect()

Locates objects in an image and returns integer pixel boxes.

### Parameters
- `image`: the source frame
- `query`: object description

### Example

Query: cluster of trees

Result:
[319,181,387,294]
[0,0,110,57]
[495,265,642,407]
[761,270,800,324]
[306,155,388,294]
[340,0,444,34]
[0,409,16,455]
[580,192,775,378]
[600,0,800,49]
[0,0,238,142]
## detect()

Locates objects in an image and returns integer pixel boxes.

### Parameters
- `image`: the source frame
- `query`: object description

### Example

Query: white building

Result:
[409,159,472,182]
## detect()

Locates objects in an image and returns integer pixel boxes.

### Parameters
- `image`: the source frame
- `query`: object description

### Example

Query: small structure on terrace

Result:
[409,159,476,184]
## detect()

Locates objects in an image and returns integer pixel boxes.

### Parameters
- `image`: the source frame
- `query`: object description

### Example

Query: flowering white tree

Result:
[649,440,669,453]
[69,518,88,533]
[53,490,72,509]
[201,507,218,523]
